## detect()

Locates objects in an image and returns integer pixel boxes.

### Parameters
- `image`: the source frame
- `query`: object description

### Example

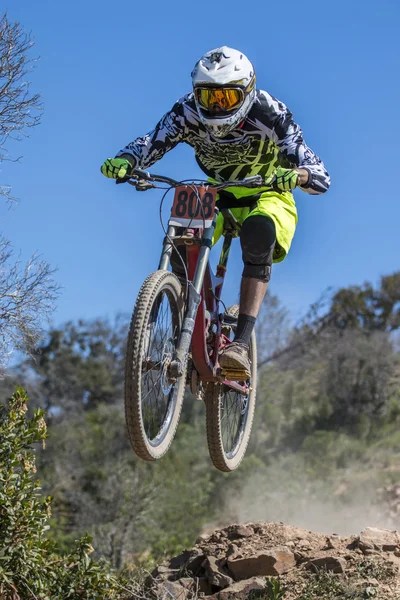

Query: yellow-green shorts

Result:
[212,188,298,263]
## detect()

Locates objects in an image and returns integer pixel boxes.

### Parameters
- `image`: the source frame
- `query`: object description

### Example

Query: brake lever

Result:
[134,180,156,191]
[116,165,152,186]
[115,178,155,190]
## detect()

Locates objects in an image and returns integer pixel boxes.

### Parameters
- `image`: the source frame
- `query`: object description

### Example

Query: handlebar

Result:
[117,168,276,191]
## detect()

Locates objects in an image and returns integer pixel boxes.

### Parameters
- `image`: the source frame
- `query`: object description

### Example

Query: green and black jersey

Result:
[117,90,330,195]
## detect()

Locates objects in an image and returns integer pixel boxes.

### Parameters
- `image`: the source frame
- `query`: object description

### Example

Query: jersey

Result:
[116,90,330,195]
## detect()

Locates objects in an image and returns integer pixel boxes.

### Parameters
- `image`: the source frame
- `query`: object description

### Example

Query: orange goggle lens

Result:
[195,87,244,112]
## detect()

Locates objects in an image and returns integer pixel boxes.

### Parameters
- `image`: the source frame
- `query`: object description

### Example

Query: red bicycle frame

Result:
[159,203,249,396]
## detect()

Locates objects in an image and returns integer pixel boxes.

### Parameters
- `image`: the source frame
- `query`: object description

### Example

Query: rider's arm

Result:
[271,100,330,195]
[115,98,187,169]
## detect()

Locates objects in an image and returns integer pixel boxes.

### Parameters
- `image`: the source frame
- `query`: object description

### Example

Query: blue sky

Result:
[1,0,400,328]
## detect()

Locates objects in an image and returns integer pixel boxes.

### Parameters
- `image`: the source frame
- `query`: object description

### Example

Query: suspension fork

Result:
[158,225,176,270]
[169,211,218,378]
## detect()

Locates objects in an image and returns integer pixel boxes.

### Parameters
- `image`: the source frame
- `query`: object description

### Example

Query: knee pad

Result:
[240,215,276,281]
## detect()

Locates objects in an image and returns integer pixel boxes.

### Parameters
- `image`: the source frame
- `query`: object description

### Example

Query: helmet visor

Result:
[195,87,244,114]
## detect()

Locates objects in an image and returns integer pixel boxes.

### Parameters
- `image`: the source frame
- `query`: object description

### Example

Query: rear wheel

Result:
[205,305,257,472]
[124,271,186,461]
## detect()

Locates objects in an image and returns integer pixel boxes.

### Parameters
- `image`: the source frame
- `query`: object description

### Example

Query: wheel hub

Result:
[160,338,175,394]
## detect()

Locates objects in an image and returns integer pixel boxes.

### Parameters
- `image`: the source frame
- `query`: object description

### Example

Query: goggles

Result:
[195,87,244,113]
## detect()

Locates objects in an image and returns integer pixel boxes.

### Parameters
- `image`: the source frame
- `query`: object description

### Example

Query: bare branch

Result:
[0,235,60,373]
[258,288,334,369]
[0,13,42,202]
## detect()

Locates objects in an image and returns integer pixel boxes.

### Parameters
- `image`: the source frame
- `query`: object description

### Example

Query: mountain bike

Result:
[122,168,270,471]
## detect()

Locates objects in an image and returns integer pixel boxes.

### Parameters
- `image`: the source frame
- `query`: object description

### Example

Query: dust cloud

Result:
[212,471,397,536]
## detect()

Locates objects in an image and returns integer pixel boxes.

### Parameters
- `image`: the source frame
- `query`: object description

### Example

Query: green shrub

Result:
[296,570,366,600]
[0,388,137,599]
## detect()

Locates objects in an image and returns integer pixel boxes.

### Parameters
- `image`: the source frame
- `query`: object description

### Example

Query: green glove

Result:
[265,167,299,191]
[100,157,132,179]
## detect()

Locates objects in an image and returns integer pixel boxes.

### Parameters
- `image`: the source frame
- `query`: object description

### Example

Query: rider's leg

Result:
[239,277,268,317]
[219,215,276,375]
[236,214,275,339]
[234,278,268,344]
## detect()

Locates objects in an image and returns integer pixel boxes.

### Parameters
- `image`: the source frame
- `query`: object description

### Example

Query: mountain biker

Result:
[101,46,330,378]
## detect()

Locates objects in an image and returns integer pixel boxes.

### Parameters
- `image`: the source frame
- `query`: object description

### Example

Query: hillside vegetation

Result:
[1,272,400,598]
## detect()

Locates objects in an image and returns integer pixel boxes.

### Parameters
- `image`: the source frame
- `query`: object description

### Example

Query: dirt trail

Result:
[147,522,400,599]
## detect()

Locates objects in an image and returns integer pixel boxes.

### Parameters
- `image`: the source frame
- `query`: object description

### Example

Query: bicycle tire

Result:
[205,305,257,472]
[124,270,186,460]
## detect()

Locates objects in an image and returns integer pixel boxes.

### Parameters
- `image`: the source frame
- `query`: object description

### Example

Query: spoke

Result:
[141,371,164,402]
[140,287,179,443]
[221,388,244,454]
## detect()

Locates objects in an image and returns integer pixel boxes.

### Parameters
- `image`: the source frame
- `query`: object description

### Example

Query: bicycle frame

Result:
[121,167,266,395]
[158,206,250,396]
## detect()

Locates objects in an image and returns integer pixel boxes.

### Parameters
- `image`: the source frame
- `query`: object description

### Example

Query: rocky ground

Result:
[146,522,400,599]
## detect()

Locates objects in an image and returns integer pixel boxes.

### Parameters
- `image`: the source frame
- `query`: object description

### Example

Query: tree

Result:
[0,389,136,599]
[324,272,400,333]
[256,290,291,364]
[21,316,128,413]
[0,14,59,371]
[0,238,59,370]
[320,329,395,428]
[0,12,42,202]
[254,273,400,444]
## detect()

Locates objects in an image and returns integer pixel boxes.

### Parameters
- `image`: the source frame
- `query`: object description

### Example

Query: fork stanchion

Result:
[158,225,176,270]
[191,211,217,293]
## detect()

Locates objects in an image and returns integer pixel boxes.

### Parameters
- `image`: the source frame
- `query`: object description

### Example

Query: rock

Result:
[298,539,312,550]
[387,553,400,569]
[179,577,213,595]
[235,525,254,538]
[306,556,347,573]
[169,548,204,571]
[204,556,234,589]
[179,577,195,589]
[150,564,180,582]
[155,581,189,599]
[365,578,380,587]
[294,551,308,563]
[185,550,206,575]
[325,535,341,550]
[198,577,213,595]
[228,547,295,580]
[209,531,223,543]
[195,533,210,544]
[226,543,240,560]
[358,528,400,552]
[208,577,266,600]
[227,524,254,540]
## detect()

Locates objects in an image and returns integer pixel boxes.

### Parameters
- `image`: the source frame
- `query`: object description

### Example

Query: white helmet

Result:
[191,46,256,138]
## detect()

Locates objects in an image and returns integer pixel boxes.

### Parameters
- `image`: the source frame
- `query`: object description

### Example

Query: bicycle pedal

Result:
[219,367,251,381]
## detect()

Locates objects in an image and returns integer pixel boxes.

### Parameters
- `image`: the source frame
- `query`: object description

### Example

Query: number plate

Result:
[169,185,217,228]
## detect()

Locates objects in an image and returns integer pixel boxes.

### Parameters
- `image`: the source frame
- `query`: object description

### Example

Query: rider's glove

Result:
[265,167,299,192]
[100,157,132,179]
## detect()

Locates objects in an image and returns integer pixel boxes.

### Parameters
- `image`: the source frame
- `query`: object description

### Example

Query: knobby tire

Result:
[124,270,186,461]
[205,305,257,472]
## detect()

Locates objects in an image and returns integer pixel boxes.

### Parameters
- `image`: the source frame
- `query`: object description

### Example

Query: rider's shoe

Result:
[219,341,251,380]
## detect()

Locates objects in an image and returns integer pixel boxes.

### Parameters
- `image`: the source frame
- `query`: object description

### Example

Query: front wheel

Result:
[205,305,257,472]
[124,271,186,461]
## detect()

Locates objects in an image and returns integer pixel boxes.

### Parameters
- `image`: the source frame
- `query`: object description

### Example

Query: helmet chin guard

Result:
[192,46,256,138]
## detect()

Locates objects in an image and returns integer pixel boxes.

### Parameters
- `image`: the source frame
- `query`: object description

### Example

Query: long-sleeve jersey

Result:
[117,90,330,195]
